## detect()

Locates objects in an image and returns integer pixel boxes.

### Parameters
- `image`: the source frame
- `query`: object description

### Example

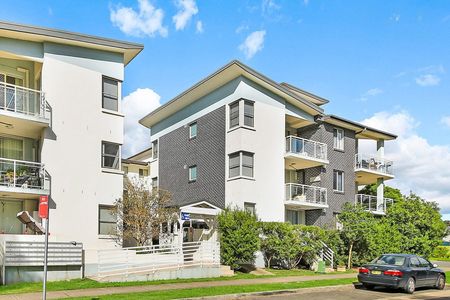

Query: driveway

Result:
[210,285,450,300]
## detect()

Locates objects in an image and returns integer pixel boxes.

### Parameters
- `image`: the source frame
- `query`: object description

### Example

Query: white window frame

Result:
[101,141,121,170]
[102,76,119,112]
[333,128,344,151]
[229,101,240,129]
[333,170,344,192]
[152,140,158,160]
[98,205,116,235]
[243,100,254,128]
[228,151,254,179]
[244,202,256,216]
[189,165,197,182]
[189,122,197,139]
[151,177,158,190]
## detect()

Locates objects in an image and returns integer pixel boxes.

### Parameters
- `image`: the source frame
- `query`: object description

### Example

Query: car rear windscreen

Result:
[371,255,406,266]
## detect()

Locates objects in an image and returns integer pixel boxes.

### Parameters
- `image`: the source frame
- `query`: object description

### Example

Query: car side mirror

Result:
[433,263,438,268]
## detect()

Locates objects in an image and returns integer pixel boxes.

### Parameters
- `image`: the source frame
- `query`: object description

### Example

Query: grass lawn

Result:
[66,278,356,300]
[0,268,354,295]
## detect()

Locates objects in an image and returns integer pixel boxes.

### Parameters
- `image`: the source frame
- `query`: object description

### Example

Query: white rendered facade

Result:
[0,22,143,268]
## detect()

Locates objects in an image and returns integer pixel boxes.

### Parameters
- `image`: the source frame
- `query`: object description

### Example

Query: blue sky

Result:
[1,1,450,216]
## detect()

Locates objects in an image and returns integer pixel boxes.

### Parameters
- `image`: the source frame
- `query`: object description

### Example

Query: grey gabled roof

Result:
[140,60,324,127]
[0,20,144,64]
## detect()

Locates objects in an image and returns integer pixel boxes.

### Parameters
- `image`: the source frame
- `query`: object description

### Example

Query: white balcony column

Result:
[376,178,384,212]
[377,139,385,159]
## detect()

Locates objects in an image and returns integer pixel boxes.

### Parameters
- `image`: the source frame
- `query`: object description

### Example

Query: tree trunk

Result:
[347,241,354,270]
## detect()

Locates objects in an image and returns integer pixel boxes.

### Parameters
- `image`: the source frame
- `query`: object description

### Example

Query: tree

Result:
[218,207,260,270]
[386,193,446,258]
[359,184,403,202]
[113,180,178,247]
[338,203,374,269]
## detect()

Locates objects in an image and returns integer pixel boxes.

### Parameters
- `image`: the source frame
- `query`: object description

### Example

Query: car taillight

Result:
[359,267,369,274]
[383,270,403,277]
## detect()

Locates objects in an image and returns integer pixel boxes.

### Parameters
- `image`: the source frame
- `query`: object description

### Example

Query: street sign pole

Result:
[39,195,49,300]
[42,217,49,300]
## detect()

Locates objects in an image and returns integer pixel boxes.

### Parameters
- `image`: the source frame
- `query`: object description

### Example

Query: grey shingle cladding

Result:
[297,122,356,228]
[159,106,226,208]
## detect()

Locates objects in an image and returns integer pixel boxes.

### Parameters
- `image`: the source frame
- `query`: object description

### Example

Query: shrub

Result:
[218,207,260,270]
[431,246,450,259]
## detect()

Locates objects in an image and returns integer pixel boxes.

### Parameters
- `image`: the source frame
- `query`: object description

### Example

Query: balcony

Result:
[0,82,49,134]
[354,154,394,185]
[0,158,49,197]
[285,183,328,209]
[285,136,328,169]
[355,194,393,215]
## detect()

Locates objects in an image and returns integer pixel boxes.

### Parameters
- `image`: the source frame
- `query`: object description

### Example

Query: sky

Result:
[1,0,450,218]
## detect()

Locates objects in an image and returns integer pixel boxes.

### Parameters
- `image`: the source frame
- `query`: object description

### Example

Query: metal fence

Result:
[285,183,327,206]
[285,136,328,161]
[0,82,47,119]
[355,154,394,175]
[97,241,220,280]
[0,158,47,191]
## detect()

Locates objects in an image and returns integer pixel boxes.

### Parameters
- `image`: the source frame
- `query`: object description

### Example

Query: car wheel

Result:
[404,277,415,294]
[436,274,446,290]
[363,283,375,290]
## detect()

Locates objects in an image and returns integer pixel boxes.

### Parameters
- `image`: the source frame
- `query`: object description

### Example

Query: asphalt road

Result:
[212,285,450,300]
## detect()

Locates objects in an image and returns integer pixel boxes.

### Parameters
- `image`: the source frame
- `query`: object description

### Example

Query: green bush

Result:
[218,207,260,270]
[259,222,324,269]
[432,246,450,259]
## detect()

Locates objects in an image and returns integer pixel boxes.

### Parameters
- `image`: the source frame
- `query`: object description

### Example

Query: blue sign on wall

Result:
[181,212,190,220]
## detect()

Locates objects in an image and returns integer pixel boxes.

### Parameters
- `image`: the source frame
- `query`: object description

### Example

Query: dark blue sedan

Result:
[357,254,446,294]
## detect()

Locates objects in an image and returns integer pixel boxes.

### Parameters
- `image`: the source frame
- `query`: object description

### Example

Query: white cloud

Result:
[359,88,383,101]
[359,111,450,215]
[262,0,280,14]
[122,88,162,157]
[390,13,400,22]
[196,20,203,33]
[235,24,249,34]
[110,0,168,38]
[172,0,198,31]
[415,74,441,87]
[239,30,266,59]
[442,116,450,129]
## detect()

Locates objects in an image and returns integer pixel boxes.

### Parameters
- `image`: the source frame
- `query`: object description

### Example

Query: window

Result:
[333,170,344,192]
[0,137,23,160]
[139,168,148,178]
[152,140,158,159]
[189,165,197,182]
[286,209,303,225]
[189,122,197,139]
[102,77,119,111]
[244,202,256,216]
[242,152,254,177]
[409,256,420,267]
[151,177,158,189]
[418,257,431,268]
[228,151,254,178]
[98,205,115,235]
[229,101,240,128]
[333,128,344,150]
[122,165,128,174]
[102,142,120,169]
[244,101,254,127]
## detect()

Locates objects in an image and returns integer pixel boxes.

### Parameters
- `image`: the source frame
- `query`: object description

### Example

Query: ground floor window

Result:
[285,209,305,225]
[0,200,23,234]
[244,202,256,216]
[98,205,116,235]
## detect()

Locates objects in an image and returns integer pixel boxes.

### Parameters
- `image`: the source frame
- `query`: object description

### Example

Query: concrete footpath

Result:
[0,273,356,300]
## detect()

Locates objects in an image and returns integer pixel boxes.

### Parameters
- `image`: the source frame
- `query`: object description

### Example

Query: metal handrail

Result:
[97,241,220,278]
[354,154,394,175]
[355,194,394,213]
[0,157,46,190]
[285,136,328,161]
[0,82,47,119]
[285,183,327,205]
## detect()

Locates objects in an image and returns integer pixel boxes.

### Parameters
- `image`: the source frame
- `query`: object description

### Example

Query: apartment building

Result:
[0,21,143,274]
[139,60,396,229]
